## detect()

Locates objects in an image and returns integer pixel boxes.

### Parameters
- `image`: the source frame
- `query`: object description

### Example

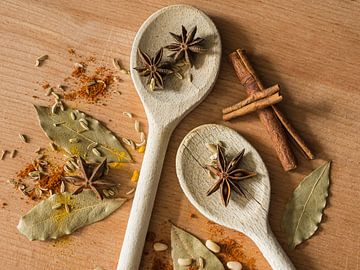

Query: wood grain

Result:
[0,0,359,269]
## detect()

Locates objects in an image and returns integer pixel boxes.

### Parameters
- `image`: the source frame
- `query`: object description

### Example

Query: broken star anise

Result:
[62,157,116,200]
[165,25,206,67]
[134,48,173,90]
[205,145,257,206]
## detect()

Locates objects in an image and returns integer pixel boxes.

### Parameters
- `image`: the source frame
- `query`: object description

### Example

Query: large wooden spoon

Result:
[176,124,296,270]
[117,5,221,270]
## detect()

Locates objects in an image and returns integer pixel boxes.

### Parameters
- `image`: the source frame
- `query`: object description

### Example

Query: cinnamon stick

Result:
[223,84,280,114]
[229,49,297,171]
[223,93,283,120]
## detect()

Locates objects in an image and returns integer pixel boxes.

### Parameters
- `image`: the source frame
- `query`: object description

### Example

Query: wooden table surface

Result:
[0,0,359,269]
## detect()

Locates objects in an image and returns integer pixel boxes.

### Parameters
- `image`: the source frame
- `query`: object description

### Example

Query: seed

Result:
[45,87,53,96]
[52,203,62,210]
[39,160,48,166]
[120,68,129,75]
[63,164,74,173]
[123,112,133,118]
[227,261,243,270]
[60,181,66,193]
[35,188,42,197]
[65,204,70,213]
[28,171,39,178]
[1,150,8,160]
[70,111,76,120]
[19,134,27,143]
[87,142,98,150]
[189,73,193,82]
[53,121,65,127]
[96,80,106,88]
[149,78,155,91]
[126,188,135,195]
[92,148,102,157]
[74,62,83,68]
[49,142,57,151]
[103,189,110,197]
[205,143,217,154]
[177,258,192,266]
[175,72,183,79]
[79,118,88,125]
[134,120,141,132]
[131,170,139,183]
[39,187,49,191]
[80,122,89,130]
[108,189,115,196]
[198,257,205,269]
[112,58,121,70]
[69,138,79,143]
[19,184,26,190]
[37,54,48,61]
[69,159,78,169]
[205,240,220,253]
[51,102,58,114]
[57,84,66,90]
[52,92,60,100]
[153,242,168,252]
[87,81,96,87]
[38,165,45,173]
[35,54,48,67]
[58,101,65,111]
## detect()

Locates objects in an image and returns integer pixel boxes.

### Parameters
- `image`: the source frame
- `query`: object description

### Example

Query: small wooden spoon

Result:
[117,5,221,270]
[176,124,296,270]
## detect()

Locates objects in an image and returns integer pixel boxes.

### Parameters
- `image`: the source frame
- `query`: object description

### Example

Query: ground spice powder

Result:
[218,238,257,270]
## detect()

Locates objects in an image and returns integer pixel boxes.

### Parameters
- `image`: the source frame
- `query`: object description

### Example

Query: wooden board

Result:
[0,0,359,269]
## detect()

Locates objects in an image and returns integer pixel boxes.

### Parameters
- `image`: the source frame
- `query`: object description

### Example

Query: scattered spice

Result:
[19,133,28,143]
[131,169,139,183]
[1,150,8,160]
[218,238,257,270]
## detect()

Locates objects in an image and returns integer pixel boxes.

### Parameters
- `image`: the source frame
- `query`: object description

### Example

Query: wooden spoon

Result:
[117,5,221,270]
[176,124,296,270]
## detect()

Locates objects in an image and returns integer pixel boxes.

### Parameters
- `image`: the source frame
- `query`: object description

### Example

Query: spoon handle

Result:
[117,124,173,270]
[250,222,296,270]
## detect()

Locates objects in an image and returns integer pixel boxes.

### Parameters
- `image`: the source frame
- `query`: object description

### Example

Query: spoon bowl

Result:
[176,124,296,270]
[117,5,221,270]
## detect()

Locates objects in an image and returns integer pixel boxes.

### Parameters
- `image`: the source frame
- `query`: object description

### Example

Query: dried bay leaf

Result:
[34,105,132,164]
[171,225,224,270]
[282,161,331,249]
[17,191,126,240]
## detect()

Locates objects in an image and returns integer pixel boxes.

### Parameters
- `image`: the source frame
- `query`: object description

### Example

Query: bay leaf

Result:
[171,224,224,270]
[282,161,331,249]
[34,105,132,164]
[17,190,126,240]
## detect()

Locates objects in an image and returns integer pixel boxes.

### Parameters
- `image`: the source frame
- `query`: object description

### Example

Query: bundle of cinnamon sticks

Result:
[225,49,314,171]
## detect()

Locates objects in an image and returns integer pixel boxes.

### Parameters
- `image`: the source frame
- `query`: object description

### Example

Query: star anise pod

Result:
[205,145,257,206]
[62,157,116,200]
[134,48,172,89]
[165,25,206,67]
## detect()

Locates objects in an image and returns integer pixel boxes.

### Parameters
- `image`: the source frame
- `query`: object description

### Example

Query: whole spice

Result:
[63,157,117,200]
[134,48,173,90]
[165,25,206,67]
[222,84,281,119]
[228,49,314,170]
[204,145,256,206]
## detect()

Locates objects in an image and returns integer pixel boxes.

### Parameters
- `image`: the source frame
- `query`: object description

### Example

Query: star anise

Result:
[62,157,116,200]
[205,145,257,206]
[134,48,173,89]
[165,25,206,67]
